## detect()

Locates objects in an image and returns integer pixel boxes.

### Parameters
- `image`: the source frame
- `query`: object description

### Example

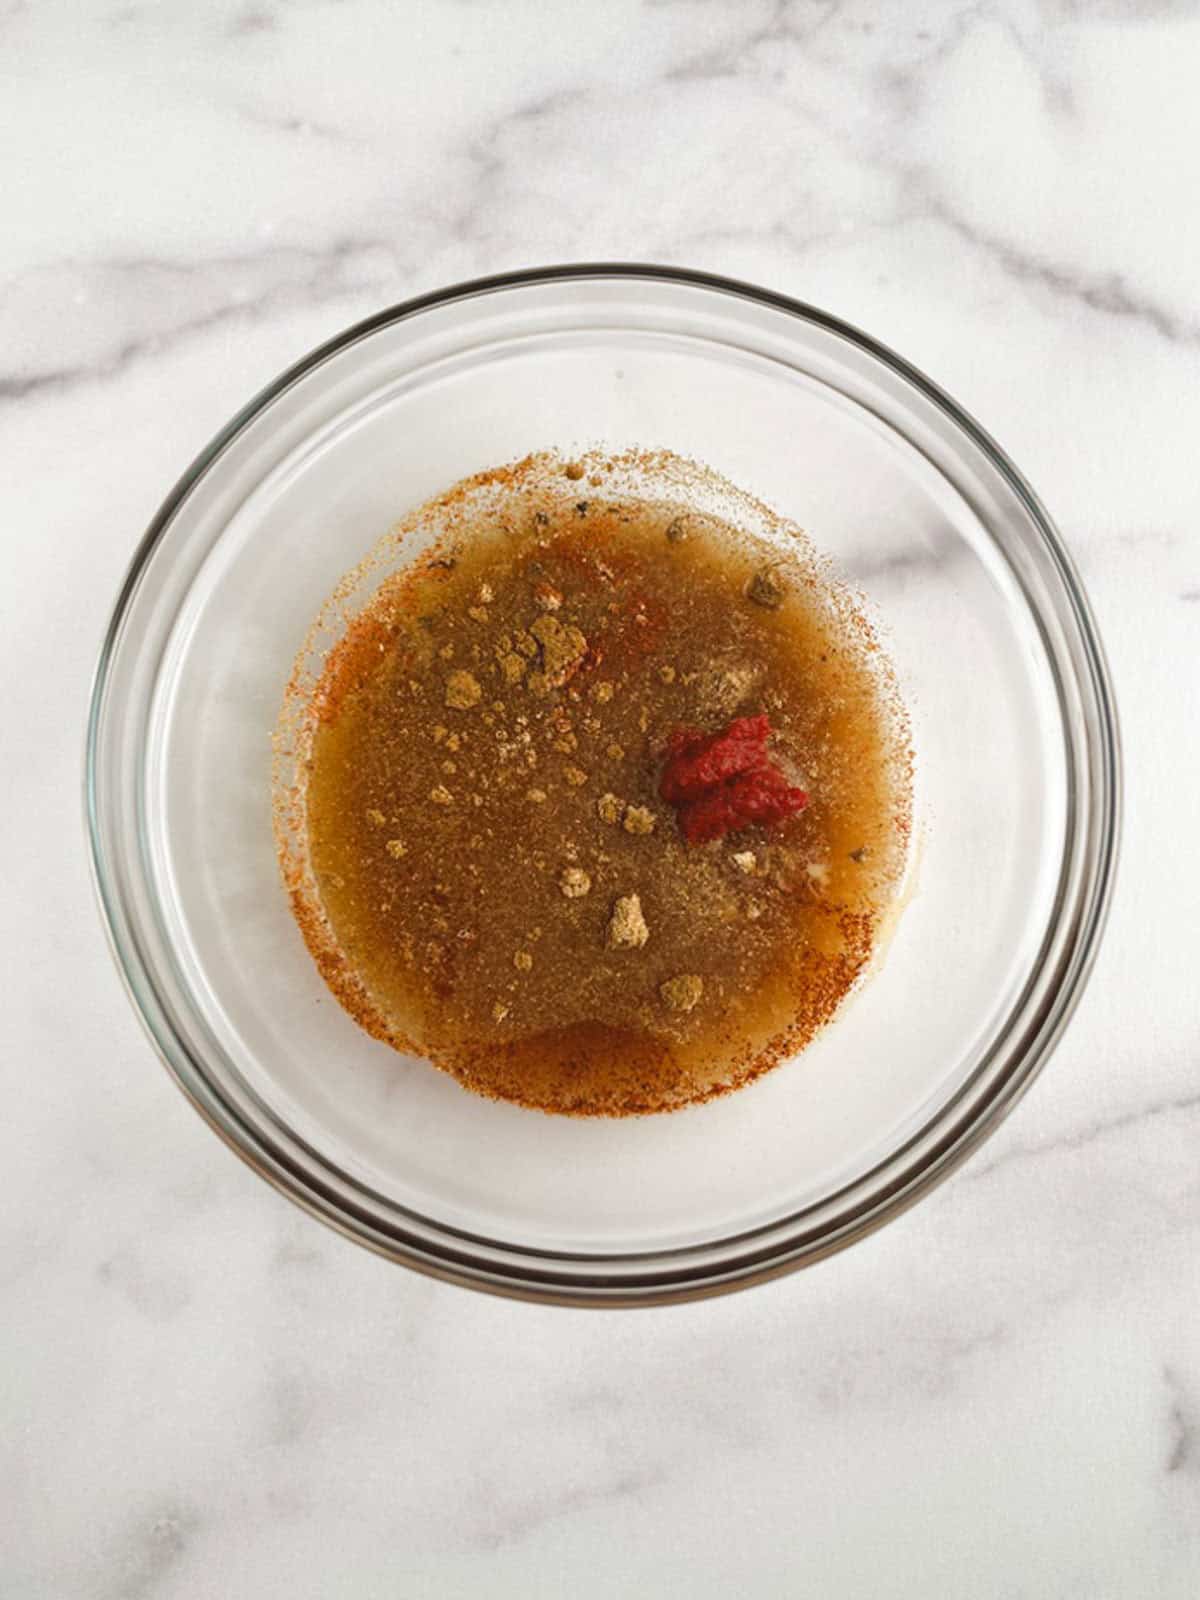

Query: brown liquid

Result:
[280,469,910,1115]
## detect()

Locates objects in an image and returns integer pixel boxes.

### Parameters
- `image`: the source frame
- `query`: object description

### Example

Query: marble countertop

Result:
[3,2,1198,1594]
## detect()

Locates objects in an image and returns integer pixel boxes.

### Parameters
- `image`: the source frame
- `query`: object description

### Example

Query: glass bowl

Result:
[86,265,1120,1305]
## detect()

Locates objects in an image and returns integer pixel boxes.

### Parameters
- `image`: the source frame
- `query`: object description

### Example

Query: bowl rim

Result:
[85,262,1122,1306]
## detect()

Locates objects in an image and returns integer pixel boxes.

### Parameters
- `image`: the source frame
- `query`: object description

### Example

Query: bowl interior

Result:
[137,280,1069,1258]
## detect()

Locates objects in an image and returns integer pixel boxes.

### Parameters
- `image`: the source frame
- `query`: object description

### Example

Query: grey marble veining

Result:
[2,2,1198,1595]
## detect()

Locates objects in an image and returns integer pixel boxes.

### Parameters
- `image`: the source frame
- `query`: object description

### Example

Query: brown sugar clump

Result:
[747,567,786,608]
[530,613,587,688]
[429,785,454,806]
[622,805,656,836]
[606,893,649,950]
[514,950,534,972]
[499,652,526,684]
[660,974,704,1013]
[560,866,592,898]
[445,670,482,709]
[694,662,757,718]
[385,838,407,859]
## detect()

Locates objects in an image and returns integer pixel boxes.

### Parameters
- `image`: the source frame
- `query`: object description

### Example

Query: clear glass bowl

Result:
[86,266,1120,1305]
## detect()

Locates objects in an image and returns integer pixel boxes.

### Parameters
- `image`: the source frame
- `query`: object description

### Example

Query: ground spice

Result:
[278,450,912,1117]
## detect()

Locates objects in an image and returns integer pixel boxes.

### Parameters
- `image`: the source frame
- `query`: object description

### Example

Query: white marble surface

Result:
[3,1,1198,1594]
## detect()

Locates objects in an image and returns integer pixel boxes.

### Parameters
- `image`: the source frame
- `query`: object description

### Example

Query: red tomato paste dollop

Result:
[659,714,809,844]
